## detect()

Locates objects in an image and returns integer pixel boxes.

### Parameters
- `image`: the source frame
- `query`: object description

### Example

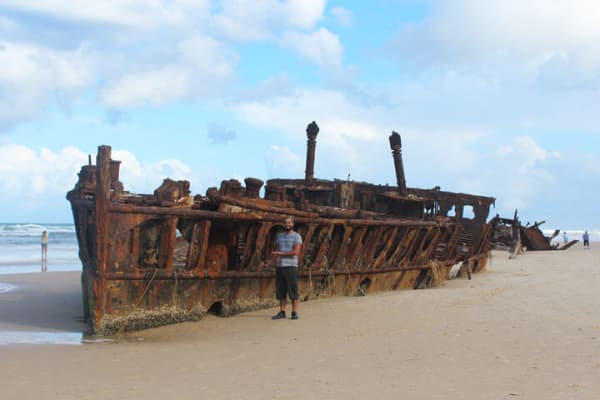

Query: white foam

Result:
[0,331,82,345]
[0,282,16,293]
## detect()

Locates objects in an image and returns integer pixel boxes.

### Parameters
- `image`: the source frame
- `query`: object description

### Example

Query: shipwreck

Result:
[68,122,496,335]
[490,210,579,255]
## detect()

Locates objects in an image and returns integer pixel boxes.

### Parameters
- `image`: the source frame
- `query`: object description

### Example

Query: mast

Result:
[389,131,407,195]
[305,121,319,186]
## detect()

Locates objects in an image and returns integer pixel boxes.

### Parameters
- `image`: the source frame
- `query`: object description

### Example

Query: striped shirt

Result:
[276,231,303,268]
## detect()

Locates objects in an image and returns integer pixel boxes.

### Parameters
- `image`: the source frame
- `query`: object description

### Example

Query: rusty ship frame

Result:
[68,122,496,335]
[490,210,579,253]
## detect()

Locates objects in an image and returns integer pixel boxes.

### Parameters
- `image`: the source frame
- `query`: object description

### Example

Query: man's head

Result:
[284,217,294,232]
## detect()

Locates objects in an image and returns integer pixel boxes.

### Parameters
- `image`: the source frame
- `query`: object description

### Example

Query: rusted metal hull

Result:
[68,124,495,335]
[490,212,579,252]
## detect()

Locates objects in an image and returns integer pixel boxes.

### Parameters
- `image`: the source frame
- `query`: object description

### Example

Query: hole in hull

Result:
[357,278,371,296]
[208,302,224,316]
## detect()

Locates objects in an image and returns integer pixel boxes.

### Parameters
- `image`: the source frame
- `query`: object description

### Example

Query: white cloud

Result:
[0,1,330,123]
[265,145,303,177]
[0,144,196,198]
[497,135,559,175]
[0,40,94,128]
[280,28,343,67]
[112,149,192,193]
[233,88,384,139]
[236,72,296,102]
[0,144,88,194]
[330,7,353,27]
[0,144,199,221]
[0,0,211,30]
[393,0,600,81]
[284,0,326,29]
[211,1,333,69]
[100,33,237,108]
[101,66,191,108]
[213,0,326,41]
[178,34,236,77]
[479,135,561,216]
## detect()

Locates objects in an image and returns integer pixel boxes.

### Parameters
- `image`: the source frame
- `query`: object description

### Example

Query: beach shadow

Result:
[0,284,87,333]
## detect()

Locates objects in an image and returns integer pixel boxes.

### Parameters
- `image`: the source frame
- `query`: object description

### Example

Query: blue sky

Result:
[0,0,598,232]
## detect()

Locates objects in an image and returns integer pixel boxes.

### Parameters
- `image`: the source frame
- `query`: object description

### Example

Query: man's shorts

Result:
[276,267,299,301]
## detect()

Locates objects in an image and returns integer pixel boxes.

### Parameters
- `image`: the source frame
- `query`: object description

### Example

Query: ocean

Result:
[0,223,80,275]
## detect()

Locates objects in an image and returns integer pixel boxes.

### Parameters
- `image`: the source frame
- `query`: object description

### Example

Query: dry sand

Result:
[1,246,600,399]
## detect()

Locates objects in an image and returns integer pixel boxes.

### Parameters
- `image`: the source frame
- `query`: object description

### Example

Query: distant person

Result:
[563,231,568,244]
[41,230,49,271]
[271,216,302,320]
[583,231,590,249]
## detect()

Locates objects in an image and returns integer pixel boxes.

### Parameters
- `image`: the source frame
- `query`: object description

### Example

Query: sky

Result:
[0,0,598,231]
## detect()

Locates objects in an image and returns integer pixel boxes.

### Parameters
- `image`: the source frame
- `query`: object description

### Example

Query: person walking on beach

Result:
[41,230,49,271]
[583,230,590,249]
[563,231,568,244]
[271,216,302,320]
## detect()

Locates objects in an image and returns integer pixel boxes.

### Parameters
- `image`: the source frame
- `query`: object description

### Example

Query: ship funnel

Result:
[389,131,407,195]
[305,121,319,186]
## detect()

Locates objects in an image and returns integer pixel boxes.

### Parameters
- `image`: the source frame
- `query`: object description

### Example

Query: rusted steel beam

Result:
[107,203,444,228]
[187,220,211,271]
[207,192,319,218]
[94,145,112,329]
[371,227,399,270]
[246,222,272,271]
[531,220,545,229]
[559,240,579,250]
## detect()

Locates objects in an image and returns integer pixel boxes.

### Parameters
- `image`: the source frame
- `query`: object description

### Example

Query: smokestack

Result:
[305,121,319,186]
[389,131,407,195]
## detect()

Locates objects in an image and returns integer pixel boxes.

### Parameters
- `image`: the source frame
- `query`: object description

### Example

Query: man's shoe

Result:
[291,311,299,320]
[272,311,286,320]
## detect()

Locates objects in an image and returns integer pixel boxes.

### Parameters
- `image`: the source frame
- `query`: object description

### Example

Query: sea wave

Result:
[542,229,600,242]
[0,223,75,237]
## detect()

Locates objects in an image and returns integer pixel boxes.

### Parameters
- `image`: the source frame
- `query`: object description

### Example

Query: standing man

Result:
[583,230,590,249]
[272,216,303,320]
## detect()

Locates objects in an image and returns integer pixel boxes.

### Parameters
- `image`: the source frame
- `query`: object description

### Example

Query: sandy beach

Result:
[1,246,599,399]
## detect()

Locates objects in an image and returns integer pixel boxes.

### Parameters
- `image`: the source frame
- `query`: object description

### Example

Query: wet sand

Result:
[1,247,600,399]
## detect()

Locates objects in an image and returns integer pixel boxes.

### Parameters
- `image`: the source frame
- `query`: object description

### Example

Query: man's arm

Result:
[291,242,301,256]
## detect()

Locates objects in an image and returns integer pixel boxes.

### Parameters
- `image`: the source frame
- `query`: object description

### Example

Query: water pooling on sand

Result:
[0,331,83,345]
[0,282,16,293]
[0,280,84,345]
[0,330,147,345]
